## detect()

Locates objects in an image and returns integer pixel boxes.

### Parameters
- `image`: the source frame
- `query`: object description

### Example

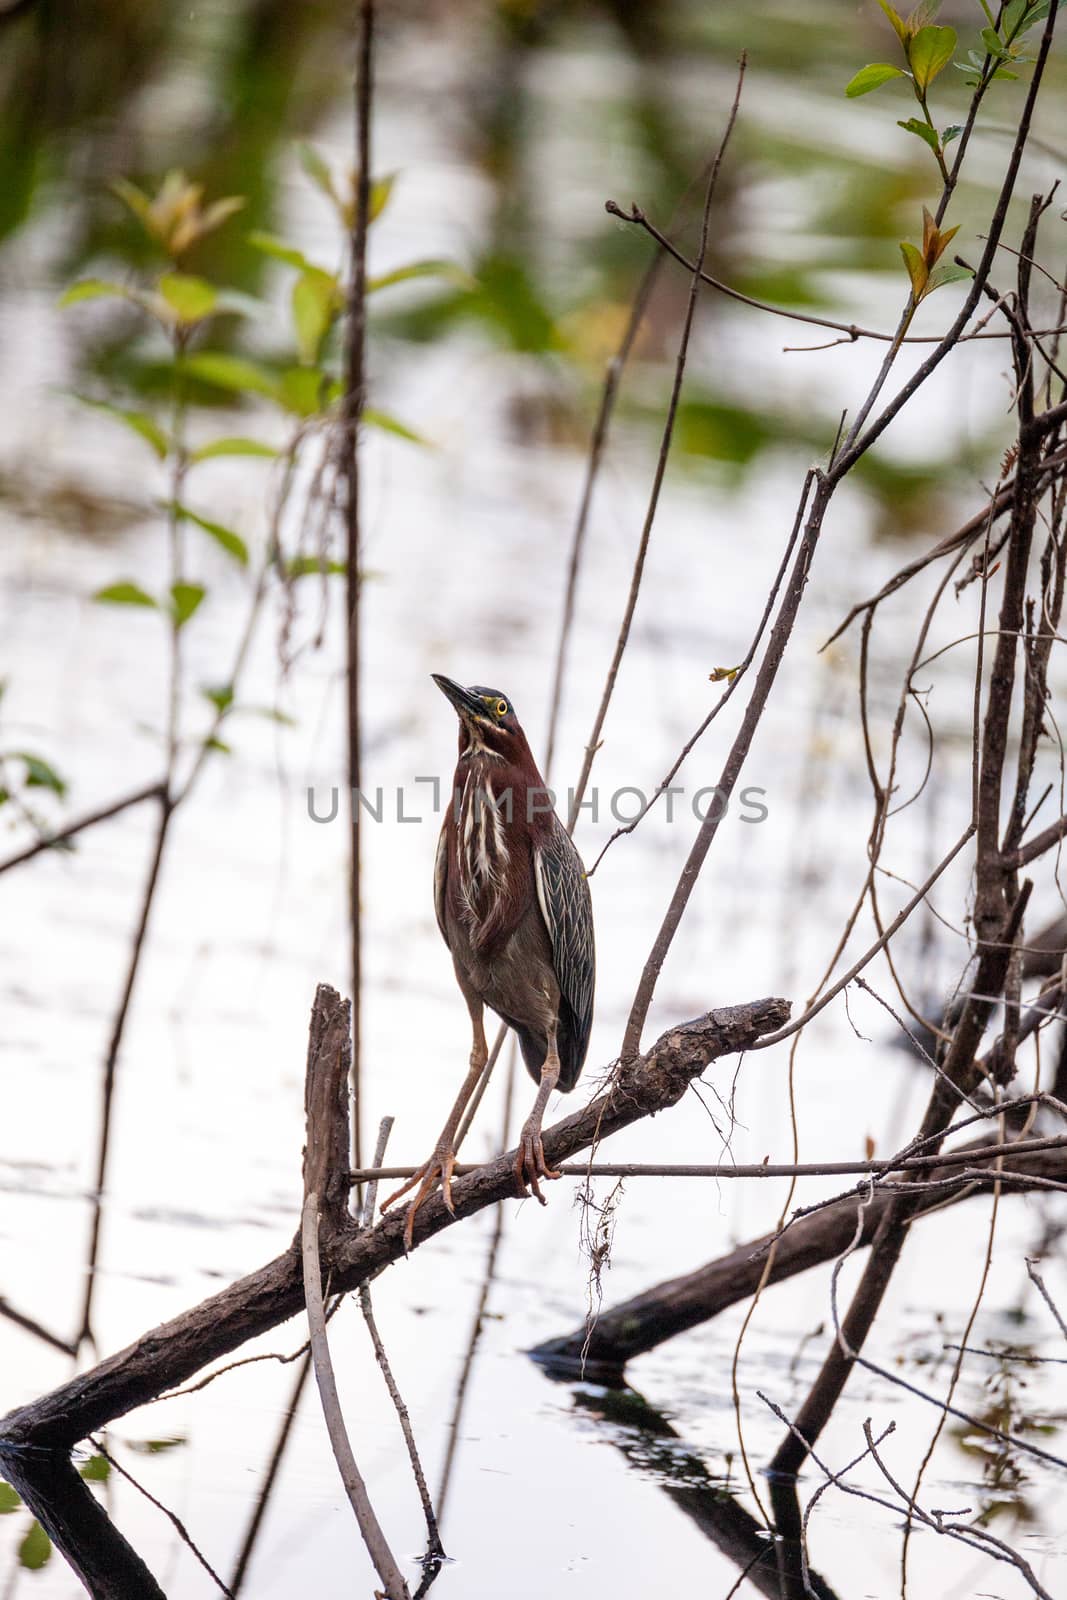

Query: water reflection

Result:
[556,1379,840,1600]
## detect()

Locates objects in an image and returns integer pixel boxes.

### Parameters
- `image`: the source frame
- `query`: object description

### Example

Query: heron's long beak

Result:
[432,674,486,723]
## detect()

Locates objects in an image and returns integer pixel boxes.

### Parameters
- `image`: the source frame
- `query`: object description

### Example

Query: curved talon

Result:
[381,1147,458,1253]
[380,1169,423,1213]
[514,1130,560,1206]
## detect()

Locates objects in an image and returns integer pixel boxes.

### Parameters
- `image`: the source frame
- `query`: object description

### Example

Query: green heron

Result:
[382,674,595,1249]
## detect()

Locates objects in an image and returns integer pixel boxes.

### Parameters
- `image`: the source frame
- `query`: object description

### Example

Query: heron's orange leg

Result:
[382,993,488,1251]
[515,1028,561,1204]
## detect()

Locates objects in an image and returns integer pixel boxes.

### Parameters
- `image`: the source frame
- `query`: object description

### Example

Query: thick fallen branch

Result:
[530,1134,1067,1381]
[0,1448,166,1600]
[0,987,788,1456]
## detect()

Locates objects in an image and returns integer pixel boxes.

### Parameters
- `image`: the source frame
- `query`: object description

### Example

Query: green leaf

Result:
[200,196,247,237]
[908,24,957,88]
[278,367,341,417]
[1002,0,1028,34]
[58,278,133,308]
[925,261,973,294]
[368,258,475,293]
[363,408,429,446]
[170,583,206,627]
[876,0,910,44]
[286,555,347,578]
[297,143,339,207]
[897,116,941,153]
[74,396,169,459]
[188,360,341,417]
[184,352,281,402]
[111,177,152,224]
[205,736,232,755]
[157,272,219,324]
[172,504,249,566]
[900,240,928,297]
[247,231,317,273]
[1021,1,1051,29]
[127,1436,187,1454]
[79,1455,111,1483]
[111,411,169,460]
[94,582,159,609]
[201,683,234,712]
[990,65,1019,79]
[0,1482,20,1514]
[927,216,959,259]
[845,62,906,96]
[291,267,342,365]
[941,124,963,145]
[14,753,68,796]
[368,173,396,223]
[981,23,1010,57]
[18,1522,51,1571]
[190,437,278,463]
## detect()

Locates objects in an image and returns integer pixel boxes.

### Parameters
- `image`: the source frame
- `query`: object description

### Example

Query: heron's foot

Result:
[514,1124,560,1205]
[381,1145,458,1253]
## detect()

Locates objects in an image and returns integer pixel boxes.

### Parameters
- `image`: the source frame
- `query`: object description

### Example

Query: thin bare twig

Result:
[89,1438,234,1598]
[761,1395,1056,1600]
[351,1134,1067,1183]
[748,828,976,1053]
[1026,1256,1067,1342]
[606,205,1067,352]
[0,1298,76,1358]
[0,780,167,875]
[301,1191,410,1600]
[568,56,747,829]
[435,1054,515,1527]
[358,1120,445,1565]
[79,787,173,1350]
[342,0,374,1194]
[228,1356,313,1595]
[587,468,815,874]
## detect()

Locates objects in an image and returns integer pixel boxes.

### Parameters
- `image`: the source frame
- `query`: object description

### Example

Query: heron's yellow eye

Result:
[495,698,509,718]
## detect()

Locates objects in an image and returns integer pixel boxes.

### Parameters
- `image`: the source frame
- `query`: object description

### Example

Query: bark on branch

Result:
[0,988,789,1455]
[530,1133,1067,1382]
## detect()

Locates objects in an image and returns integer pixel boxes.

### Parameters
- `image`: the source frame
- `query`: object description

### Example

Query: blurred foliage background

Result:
[4,0,1060,540]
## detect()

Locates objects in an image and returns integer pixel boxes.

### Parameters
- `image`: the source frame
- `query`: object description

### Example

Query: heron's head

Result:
[432,674,523,759]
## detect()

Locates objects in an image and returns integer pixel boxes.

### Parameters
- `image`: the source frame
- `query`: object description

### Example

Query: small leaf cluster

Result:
[959,0,1053,84]
[112,171,244,259]
[61,172,255,338]
[900,206,971,301]
[48,154,468,779]
[60,172,290,756]
[845,1,959,171]
[845,0,1051,174]
[246,143,468,387]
